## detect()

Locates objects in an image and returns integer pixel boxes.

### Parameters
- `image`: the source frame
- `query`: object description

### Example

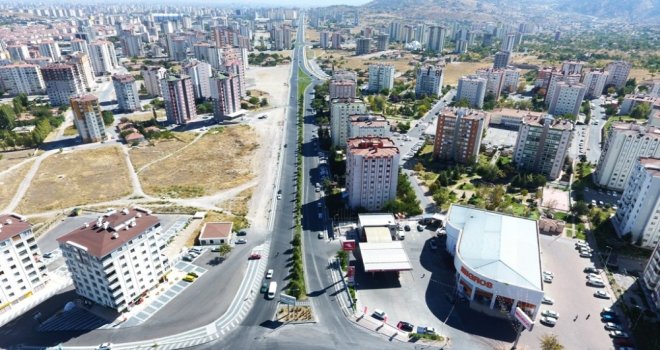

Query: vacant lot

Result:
[123,110,166,122]
[0,149,36,172]
[138,125,259,198]
[17,146,131,213]
[129,132,198,171]
[0,160,34,210]
[444,61,493,86]
[216,187,253,217]
[305,28,320,43]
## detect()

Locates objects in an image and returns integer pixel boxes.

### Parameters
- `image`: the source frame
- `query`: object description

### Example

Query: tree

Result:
[102,110,114,125]
[455,97,470,108]
[248,96,260,105]
[630,103,651,119]
[540,334,564,350]
[0,104,17,129]
[217,243,232,259]
[571,201,589,216]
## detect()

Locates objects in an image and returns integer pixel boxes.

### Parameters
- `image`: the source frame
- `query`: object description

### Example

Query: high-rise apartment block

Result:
[7,45,30,62]
[330,98,367,147]
[0,214,47,310]
[513,115,573,179]
[182,59,212,100]
[456,75,487,109]
[367,64,394,93]
[561,61,584,76]
[37,40,61,61]
[415,64,445,98]
[594,123,660,191]
[501,33,516,52]
[112,74,142,112]
[493,51,511,69]
[331,32,342,49]
[210,72,241,121]
[160,74,197,125]
[583,69,609,99]
[641,243,660,309]
[612,157,660,248]
[375,33,389,52]
[42,63,85,106]
[70,94,106,143]
[221,46,246,98]
[348,114,390,139]
[427,26,446,54]
[605,61,632,89]
[141,66,167,97]
[120,32,145,58]
[346,137,400,211]
[71,38,89,54]
[320,31,330,49]
[67,52,95,90]
[329,79,357,99]
[0,63,45,95]
[547,81,586,117]
[432,108,487,164]
[356,38,371,55]
[57,208,169,311]
[89,40,117,76]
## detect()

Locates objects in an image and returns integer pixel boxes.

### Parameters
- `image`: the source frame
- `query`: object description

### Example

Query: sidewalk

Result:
[0,272,71,328]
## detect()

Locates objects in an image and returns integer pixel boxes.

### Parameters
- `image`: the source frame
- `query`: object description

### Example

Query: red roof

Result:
[200,222,233,239]
[0,214,31,242]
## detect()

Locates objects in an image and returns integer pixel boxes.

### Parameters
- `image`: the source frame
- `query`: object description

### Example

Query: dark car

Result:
[260,281,269,293]
[584,267,601,274]
[237,230,247,236]
[601,314,619,322]
[404,225,411,231]
[397,321,414,332]
[417,225,424,232]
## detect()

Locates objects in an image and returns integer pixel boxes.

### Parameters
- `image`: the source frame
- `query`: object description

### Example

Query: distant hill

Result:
[547,0,660,22]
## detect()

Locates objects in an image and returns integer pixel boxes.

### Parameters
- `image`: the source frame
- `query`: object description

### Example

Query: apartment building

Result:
[70,94,107,143]
[67,52,95,90]
[619,94,657,116]
[71,38,89,54]
[415,64,444,98]
[560,61,584,76]
[112,74,142,112]
[0,214,47,312]
[160,73,197,125]
[547,81,586,117]
[41,63,85,106]
[502,68,521,94]
[367,64,395,93]
[319,31,330,49]
[513,114,573,179]
[210,72,241,121]
[0,63,45,95]
[475,68,505,99]
[432,108,487,164]
[595,123,660,191]
[329,79,357,99]
[57,208,169,311]
[120,32,144,58]
[612,157,660,248]
[545,71,581,104]
[375,33,389,52]
[346,137,400,211]
[7,45,29,62]
[493,51,511,69]
[641,243,660,309]
[427,26,446,54]
[606,60,632,89]
[37,40,61,61]
[583,69,609,99]
[331,32,342,49]
[141,66,167,97]
[220,46,246,98]
[349,114,390,139]
[182,59,212,100]
[456,75,487,109]
[330,98,367,147]
[356,38,371,55]
[89,40,117,76]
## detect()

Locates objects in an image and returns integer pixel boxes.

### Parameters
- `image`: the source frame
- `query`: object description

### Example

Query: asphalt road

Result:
[586,97,607,164]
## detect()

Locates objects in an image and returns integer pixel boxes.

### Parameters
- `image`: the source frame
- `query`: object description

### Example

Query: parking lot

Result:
[482,127,518,149]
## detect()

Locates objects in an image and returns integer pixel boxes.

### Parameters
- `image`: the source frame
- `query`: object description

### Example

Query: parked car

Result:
[588,279,605,287]
[397,321,414,332]
[318,232,324,239]
[594,290,611,299]
[372,309,386,320]
[237,230,247,236]
[187,272,199,278]
[182,255,194,262]
[541,316,557,326]
[609,330,629,339]
[277,194,282,200]
[416,326,436,335]
[183,276,195,282]
[541,310,559,319]
[584,267,601,274]
[601,314,619,322]
[541,296,555,305]
[604,322,622,331]
[236,238,247,244]
[542,271,554,278]
[417,225,424,232]
[543,275,553,283]
[266,269,274,279]
[586,273,601,280]
[404,225,411,231]
[97,343,112,350]
[580,252,593,258]
[248,253,261,260]
[260,281,269,293]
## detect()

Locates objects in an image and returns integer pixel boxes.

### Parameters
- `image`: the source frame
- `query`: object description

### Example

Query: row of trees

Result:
[0,94,64,149]
[382,171,423,216]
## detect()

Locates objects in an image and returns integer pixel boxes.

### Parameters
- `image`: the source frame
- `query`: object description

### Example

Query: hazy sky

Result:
[213,0,372,6]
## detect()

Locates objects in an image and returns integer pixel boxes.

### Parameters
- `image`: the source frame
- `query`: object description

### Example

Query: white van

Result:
[267,281,277,299]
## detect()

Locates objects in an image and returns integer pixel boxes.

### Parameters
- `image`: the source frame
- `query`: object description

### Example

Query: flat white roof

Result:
[360,242,413,272]
[449,205,542,291]
[364,227,393,243]
[358,213,396,227]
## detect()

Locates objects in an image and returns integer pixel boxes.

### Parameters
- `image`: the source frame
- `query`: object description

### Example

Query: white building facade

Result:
[547,81,586,117]
[346,137,399,211]
[415,64,444,98]
[0,64,45,95]
[112,74,142,112]
[367,64,395,93]
[456,75,487,109]
[141,66,167,97]
[330,98,367,147]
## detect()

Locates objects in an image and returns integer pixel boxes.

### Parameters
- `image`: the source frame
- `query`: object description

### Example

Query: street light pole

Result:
[603,246,613,271]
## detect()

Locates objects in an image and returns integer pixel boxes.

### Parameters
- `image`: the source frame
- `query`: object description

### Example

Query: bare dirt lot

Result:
[17,146,132,214]
[444,61,494,86]
[129,132,198,171]
[0,160,34,210]
[138,125,259,198]
[0,149,36,172]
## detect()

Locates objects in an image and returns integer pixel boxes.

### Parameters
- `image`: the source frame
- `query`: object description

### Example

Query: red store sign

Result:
[461,266,493,289]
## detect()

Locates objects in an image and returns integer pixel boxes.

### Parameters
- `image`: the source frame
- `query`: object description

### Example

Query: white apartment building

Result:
[0,214,47,312]
[606,60,632,89]
[641,243,660,309]
[210,72,241,121]
[319,31,330,49]
[70,94,107,143]
[619,94,657,116]
[89,40,117,76]
[475,68,504,99]
[502,68,521,94]
[330,98,367,147]
[121,33,144,58]
[330,79,357,99]
[182,59,212,100]
[37,40,61,61]
[456,75,487,109]
[545,72,580,106]
[112,74,142,112]
[349,114,390,139]
[0,63,45,95]
[595,123,660,191]
[67,52,95,91]
[71,38,89,54]
[7,45,29,62]
[41,63,85,106]
[415,64,444,98]
[513,115,573,180]
[367,64,395,93]
[57,208,169,311]
[141,66,167,97]
[547,81,586,117]
[583,70,609,99]
[346,137,400,211]
[612,157,660,248]
[161,73,197,125]
[427,26,446,53]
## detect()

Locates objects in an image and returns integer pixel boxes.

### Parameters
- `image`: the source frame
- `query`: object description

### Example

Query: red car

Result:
[248,253,262,260]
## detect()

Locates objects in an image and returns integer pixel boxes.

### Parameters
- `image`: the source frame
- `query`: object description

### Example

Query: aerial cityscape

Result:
[0,0,659,349]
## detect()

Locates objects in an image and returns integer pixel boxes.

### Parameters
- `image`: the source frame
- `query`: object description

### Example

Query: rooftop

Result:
[199,222,233,239]
[347,137,399,157]
[0,214,30,242]
[522,114,574,130]
[56,208,159,258]
[112,74,135,83]
[364,227,393,243]
[639,157,660,177]
[71,94,99,103]
[349,114,388,127]
[358,213,397,227]
[448,204,543,291]
[360,242,413,272]
[611,122,660,138]
[440,107,488,120]
[491,108,544,119]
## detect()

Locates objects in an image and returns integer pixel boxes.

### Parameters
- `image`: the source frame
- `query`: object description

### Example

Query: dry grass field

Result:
[444,61,494,85]
[629,68,656,83]
[216,187,253,217]
[0,160,34,210]
[129,132,197,171]
[305,28,320,43]
[0,149,36,172]
[17,146,131,213]
[138,125,258,198]
[123,110,165,122]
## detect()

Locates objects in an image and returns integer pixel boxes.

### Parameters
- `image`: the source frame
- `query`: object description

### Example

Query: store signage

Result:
[342,240,356,251]
[460,266,493,288]
[514,307,534,330]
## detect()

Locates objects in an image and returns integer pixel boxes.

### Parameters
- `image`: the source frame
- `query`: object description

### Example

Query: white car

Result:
[542,271,554,278]
[541,296,555,305]
[594,290,611,299]
[541,310,559,319]
[580,252,593,258]
[543,275,553,283]
[266,269,274,279]
[586,273,601,280]
[372,309,386,320]
[541,316,557,326]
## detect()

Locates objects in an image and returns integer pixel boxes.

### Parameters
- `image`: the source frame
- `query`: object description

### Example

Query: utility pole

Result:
[511,322,523,350]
